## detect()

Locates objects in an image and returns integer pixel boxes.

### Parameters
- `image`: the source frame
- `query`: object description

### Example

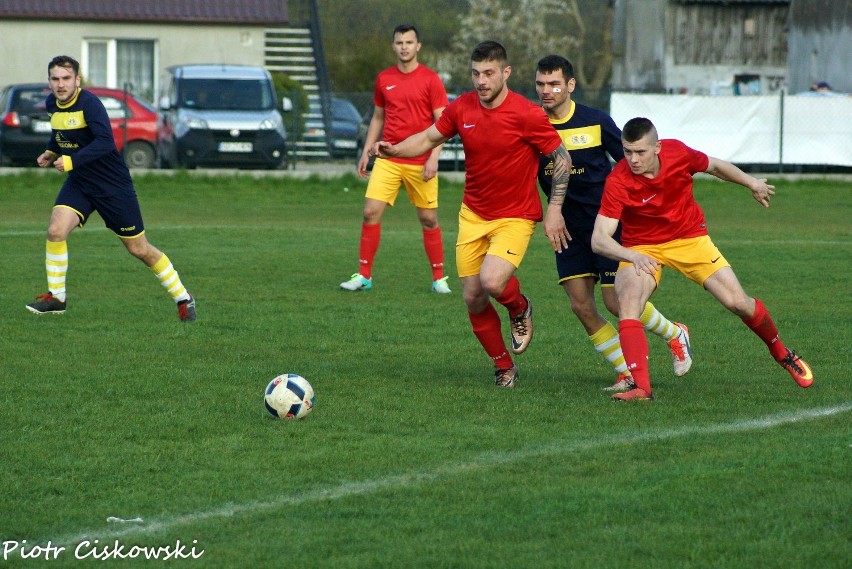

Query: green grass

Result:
[0,171,849,568]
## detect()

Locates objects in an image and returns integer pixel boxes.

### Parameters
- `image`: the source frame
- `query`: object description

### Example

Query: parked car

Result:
[157,64,288,169]
[0,83,52,166]
[329,97,368,158]
[87,87,158,169]
[0,83,158,168]
[301,97,368,159]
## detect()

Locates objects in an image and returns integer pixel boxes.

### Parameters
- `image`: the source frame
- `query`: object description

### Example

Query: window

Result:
[82,39,157,102]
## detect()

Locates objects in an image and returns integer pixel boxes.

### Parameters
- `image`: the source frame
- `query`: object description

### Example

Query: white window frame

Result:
[81,38,159,102]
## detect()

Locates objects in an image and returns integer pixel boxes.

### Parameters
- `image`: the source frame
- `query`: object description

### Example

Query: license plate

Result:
[218,141,253,153]
[32,121,52,133]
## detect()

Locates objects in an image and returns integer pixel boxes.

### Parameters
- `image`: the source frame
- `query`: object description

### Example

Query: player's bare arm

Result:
[372,124,448,160]
[706,156,775,208]
[591,214,660,277]
[422,106,446,182]
[357,106,386,178]
[543,144,572,252]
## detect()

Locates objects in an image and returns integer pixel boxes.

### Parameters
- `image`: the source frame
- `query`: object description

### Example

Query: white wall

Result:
[0,21,267,94]
[610,92,852,166]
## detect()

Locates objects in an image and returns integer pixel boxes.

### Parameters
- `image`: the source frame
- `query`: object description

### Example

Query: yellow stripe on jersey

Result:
[557,125,602,150]
[50,110,87,130]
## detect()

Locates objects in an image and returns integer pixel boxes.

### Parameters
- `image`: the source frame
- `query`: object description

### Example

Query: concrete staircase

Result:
[264,26,330,159]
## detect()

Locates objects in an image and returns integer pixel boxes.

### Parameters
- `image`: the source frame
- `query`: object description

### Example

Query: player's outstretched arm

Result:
[705,157,775,208]
[371,124,448,160]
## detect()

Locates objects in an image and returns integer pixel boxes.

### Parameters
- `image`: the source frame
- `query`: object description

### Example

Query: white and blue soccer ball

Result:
[264,374,315,420]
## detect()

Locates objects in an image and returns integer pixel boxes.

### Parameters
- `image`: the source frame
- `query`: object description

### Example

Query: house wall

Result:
[611,0,790,95]
[0,21,268,94]
[663,2,788,95]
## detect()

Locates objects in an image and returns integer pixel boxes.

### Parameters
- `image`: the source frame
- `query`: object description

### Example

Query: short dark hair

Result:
[471,41,507,65]
[48,55,80,76]
[536,55,574,81]
[393,24,419,41]
[622,117,658,143]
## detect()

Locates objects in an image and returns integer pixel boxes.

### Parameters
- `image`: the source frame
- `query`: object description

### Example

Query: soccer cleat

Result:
[612,387,654,401]
[26,293,66,315]
[340,273,372,291]
[668,322,693,377]
[432,276,451,294]
[178,295,196,322]
[494,366,519,388]
[509,295,533,354]
[603,372,636,392]
[777,350,813,388]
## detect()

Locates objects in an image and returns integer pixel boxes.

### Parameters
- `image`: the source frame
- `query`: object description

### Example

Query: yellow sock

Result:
[641,302,678,341]
[589,321,629,376]
[46,240,68,302]
[151,254,190,303]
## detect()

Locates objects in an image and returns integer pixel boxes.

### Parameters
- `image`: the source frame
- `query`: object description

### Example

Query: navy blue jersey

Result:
[538,101,623,230]
[46,88,133,194]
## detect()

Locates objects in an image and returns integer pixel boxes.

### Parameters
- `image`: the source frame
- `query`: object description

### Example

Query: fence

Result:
[610,92,852,170]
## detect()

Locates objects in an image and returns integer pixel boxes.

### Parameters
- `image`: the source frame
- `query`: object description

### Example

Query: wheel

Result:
[123,142,156,169]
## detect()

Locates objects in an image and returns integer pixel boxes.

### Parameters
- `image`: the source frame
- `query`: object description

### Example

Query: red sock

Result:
[358,223,381,279]
[469,303,513,369]
[742,298,788,360]
[495,275,526,317]
[422,226,445,280]
[619,319,652,393]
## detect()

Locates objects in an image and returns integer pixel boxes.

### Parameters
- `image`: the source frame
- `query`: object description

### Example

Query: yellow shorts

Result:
[456,203,536,277]
[619,235,730,286]
[365,158,438,209]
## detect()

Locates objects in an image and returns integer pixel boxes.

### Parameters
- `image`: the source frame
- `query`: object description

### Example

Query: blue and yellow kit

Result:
[46,88,144,237]
[538,101,623,230]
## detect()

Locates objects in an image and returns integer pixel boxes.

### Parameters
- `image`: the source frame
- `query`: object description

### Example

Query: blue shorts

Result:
[556,225,621,286]
[55,179,145,238]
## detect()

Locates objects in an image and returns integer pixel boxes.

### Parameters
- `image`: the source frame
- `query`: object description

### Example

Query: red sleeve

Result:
[526,105,562,156]
[434,99,457,138]
[428,74,449,113]
[372,72,385,108]
[599,165,627,219]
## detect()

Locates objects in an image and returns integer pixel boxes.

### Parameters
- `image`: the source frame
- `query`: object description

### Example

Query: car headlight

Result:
[258,117,281,130]
[184,117,208,130]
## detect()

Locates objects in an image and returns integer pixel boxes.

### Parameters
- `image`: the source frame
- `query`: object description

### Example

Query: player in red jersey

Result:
[592,117,813,400]
[370,41,572,387]
[341,24,450,294]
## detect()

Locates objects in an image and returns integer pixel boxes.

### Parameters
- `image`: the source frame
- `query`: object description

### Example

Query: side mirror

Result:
[158,95,171,110]
[281,96,293,112]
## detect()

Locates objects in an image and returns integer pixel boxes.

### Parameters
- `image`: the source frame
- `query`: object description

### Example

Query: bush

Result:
[271,72,310,140]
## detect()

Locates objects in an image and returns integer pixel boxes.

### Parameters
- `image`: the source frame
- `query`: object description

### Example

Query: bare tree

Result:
[444,0,612,102]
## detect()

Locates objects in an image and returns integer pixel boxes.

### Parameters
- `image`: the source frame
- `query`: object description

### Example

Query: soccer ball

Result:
[264,374,315,420]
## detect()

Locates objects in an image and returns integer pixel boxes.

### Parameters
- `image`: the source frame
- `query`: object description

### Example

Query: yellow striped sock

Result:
[641,302,678,341]
[151,254,190,303]
[589,321,629,375]
[46,240,68,302]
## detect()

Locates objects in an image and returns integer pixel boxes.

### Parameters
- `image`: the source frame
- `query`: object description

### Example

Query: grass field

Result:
[0,170,849,568]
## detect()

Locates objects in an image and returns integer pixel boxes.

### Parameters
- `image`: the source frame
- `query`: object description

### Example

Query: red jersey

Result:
[600,139,710,246]
[374,64,448,165]
[435,90,562,221]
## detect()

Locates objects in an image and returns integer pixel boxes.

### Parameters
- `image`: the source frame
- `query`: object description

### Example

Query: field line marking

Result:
[1,227,849,246]
[47,403,851,546]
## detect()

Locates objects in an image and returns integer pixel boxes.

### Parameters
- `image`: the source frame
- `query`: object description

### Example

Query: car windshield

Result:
[14,88,50,114]
[332,99,361,122]
[179,79,274,111]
